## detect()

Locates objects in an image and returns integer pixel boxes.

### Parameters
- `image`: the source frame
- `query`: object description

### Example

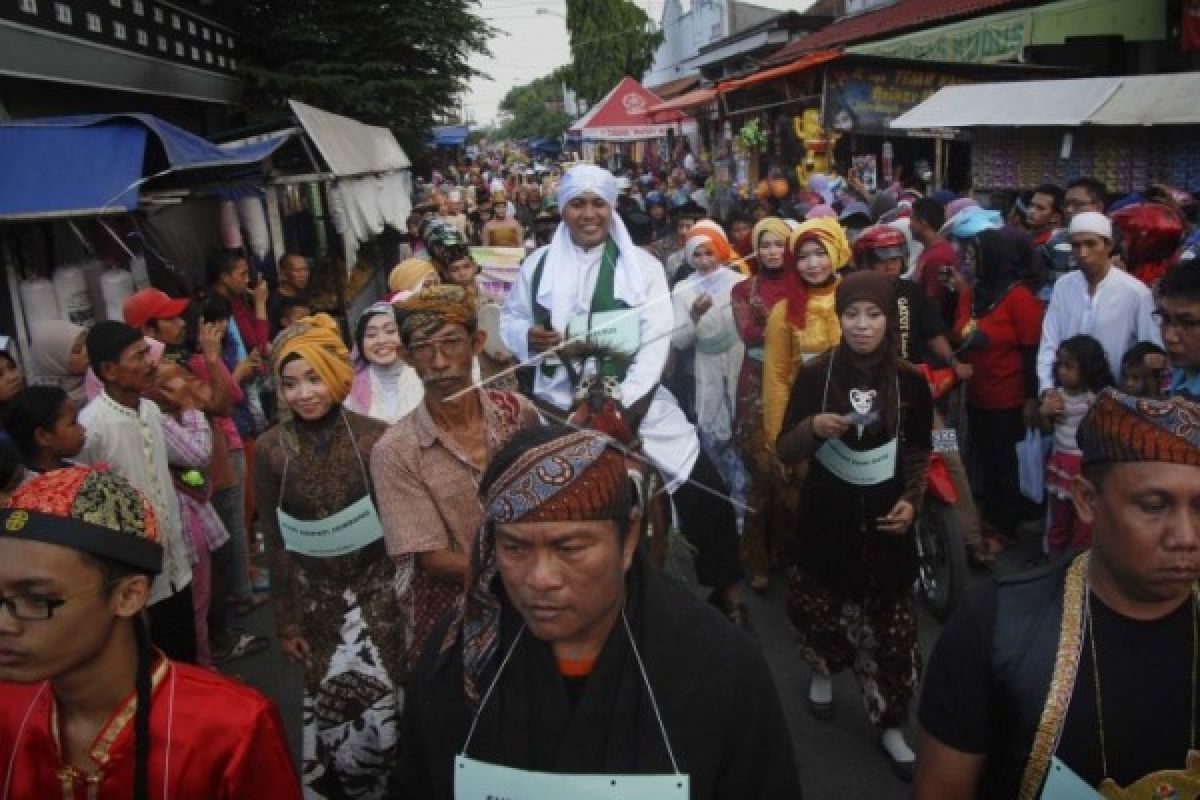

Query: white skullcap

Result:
[558,164,617,208]
[1069,211,1112,240]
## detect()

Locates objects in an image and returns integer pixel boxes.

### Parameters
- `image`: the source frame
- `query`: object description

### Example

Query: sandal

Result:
[212,630,269,664]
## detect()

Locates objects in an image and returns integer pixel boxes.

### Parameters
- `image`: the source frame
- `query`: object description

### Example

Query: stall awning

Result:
[646,87,717,117]
[891,73,1200,129]
[288,99,411,177]
[717,49,842,94]
[430,125,470,148]
[0,114,289,220]
[570,76,690,142]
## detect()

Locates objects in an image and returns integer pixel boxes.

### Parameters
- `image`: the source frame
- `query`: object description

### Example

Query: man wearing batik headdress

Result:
[373,286,539,669]
[500,164,748,625]
[402,425,800,799]
[916,389,1200,799]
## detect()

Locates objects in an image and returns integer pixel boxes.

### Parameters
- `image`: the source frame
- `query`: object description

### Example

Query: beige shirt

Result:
[372,389,540,558]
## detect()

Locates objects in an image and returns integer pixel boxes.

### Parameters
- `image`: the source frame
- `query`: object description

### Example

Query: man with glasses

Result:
[372,285,540,668]
[0,466,299,798]
[1037,212,1161,412]
[1155,259,1200,399]
[1040,178,1111,292]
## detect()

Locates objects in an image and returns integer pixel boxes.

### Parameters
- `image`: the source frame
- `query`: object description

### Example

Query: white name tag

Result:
[566,309,640,355]
[276,494,384,558]
[1039,756,1102,799]
[814,437,897,486]
[455,756,689,800]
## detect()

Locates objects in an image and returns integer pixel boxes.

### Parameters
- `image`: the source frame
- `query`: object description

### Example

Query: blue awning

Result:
[0,114,290,220]
[429,124,469,148]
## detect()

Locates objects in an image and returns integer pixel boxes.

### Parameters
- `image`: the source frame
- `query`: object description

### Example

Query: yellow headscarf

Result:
[752,217,792,253]
[272,313,354,405]
[388,258,438,294]
[789,216,852,271]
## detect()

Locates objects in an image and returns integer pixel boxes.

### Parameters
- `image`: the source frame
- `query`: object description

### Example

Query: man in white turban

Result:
[501,164,748,625]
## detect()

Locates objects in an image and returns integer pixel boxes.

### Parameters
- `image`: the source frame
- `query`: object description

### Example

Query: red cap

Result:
[123,288,190,329]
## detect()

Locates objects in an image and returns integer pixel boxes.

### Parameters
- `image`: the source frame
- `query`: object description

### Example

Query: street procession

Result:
[0,0,1198,797]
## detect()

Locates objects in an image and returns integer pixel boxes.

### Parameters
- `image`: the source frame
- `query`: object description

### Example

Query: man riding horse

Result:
[500,164,748,626]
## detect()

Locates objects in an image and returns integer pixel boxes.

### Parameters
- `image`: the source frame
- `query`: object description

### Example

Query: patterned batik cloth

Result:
[787,569,921,729]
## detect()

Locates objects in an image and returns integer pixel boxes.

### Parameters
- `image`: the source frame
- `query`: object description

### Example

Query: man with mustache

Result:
[372,286,540,668]
[915,389,1200,798]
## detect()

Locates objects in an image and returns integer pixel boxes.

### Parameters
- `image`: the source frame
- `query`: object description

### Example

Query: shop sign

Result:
[855,14,1031,64]
[823,65,972,134]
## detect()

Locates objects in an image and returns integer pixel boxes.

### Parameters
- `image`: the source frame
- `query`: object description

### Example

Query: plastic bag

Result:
[1016,428,1052,503]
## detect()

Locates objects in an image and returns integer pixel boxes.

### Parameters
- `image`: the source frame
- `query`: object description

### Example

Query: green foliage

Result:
[227,0,493,154]
[499,66,574,141]
[564,0,663,108]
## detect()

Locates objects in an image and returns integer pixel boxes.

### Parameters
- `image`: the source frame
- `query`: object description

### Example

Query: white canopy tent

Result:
[891,72,1200,129]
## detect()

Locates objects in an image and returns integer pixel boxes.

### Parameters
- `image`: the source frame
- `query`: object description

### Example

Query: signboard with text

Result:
[823,65,973,134]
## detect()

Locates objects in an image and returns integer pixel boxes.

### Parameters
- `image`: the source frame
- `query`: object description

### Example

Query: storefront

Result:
[890,72,1200,197]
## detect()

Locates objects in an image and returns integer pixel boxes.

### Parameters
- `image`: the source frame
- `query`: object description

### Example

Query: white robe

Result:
[671,267,746,443]
[501,238,699,492]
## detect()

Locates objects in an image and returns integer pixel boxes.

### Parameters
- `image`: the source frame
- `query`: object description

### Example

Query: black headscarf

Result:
[971,227,1034,316]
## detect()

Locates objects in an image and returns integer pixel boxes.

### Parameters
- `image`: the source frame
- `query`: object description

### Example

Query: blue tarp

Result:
[429,124,468,148]
[0,114,289,220]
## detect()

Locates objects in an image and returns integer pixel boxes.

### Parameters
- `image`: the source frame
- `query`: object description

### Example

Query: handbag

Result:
[1016,428,1052,503]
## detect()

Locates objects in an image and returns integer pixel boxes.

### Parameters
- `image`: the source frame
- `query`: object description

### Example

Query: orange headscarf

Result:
[685,219,733,266]
[272,313,354,405]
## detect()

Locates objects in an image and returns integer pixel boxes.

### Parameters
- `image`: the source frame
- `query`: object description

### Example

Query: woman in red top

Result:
[960,228,1044,556]
[730,217,805,590]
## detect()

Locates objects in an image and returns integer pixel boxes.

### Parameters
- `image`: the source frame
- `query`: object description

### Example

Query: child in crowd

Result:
[1119,341,1170,399]
[273,295,312,334]
[1040,334,1114,554]
[2,385,86,475]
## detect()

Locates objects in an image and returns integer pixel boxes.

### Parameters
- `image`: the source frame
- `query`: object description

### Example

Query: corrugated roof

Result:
[767,0,1027,63]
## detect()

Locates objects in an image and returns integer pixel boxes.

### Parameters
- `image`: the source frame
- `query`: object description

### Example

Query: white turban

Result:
[558,164,618,208]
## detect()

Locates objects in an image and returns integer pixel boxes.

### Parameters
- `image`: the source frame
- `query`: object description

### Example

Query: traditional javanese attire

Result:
[920,390,1200,799]
[779,272,933,729]
[500,165,742,596]
[403,430,801,799]
[671,224,748,530]
[255,314,404,800]
[0,466,301,800]
[762,216,851,447]
[731,217,807,584]
[0,658,300,799]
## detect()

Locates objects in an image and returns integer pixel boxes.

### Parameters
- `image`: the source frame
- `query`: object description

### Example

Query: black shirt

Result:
[895,278,945,366]
[920,581,1197,794]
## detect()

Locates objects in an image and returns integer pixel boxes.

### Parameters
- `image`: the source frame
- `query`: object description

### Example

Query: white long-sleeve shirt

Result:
[78,392,192,604]
[1036,267,1162,394]
[501,241,699,491]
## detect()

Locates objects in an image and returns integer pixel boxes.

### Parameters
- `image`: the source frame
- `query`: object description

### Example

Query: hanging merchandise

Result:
[129,254,151,290]
[20,279,62,326]
[100,269,135,322]
[52,265,96,328]
[237,195,271,262]
[220,200,243,250]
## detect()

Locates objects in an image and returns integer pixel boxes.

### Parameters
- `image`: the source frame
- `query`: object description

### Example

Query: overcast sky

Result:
[467,0,815,127]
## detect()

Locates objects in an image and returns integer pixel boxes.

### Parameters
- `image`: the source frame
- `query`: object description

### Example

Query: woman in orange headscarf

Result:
[254,314,404,798]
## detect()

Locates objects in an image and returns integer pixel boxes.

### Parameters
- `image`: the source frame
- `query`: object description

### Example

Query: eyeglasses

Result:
[0,583,104,621]
[407,335,470,362]
[1152,310,1200,332]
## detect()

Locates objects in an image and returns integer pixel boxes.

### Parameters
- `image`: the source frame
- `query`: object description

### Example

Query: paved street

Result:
[222,523,1046,799]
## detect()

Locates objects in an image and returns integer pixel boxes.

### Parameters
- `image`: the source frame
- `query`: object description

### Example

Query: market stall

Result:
[569,76,697,170]
[890,73,1200,195]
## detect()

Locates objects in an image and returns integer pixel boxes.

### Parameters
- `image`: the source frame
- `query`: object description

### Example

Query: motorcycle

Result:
[913,364,970,622]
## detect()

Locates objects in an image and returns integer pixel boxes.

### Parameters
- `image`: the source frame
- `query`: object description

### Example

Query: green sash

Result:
[532,237,632,380]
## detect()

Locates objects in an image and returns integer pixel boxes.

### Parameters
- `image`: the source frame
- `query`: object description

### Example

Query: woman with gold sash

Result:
[255,314,404,799]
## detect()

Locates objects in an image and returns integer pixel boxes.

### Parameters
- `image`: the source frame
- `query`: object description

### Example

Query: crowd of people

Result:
[0,153,1196,799]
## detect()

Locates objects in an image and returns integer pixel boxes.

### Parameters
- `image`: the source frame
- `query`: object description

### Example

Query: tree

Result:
[226,0,493,154]
[499,66,574,141]
[565,0,663,108]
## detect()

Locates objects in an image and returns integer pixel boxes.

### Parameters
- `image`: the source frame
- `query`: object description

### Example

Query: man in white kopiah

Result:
[500,164,749,625]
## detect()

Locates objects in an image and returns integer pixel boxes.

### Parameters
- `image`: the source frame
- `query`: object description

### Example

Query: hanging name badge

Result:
[566,309,640,356]
[814,437,897,486]
[276,494,384,558]
[454,756,689,800]
[1038,756,1103,799]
